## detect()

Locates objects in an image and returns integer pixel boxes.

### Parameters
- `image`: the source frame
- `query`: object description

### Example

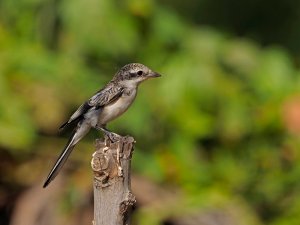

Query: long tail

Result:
[43,122,90,188]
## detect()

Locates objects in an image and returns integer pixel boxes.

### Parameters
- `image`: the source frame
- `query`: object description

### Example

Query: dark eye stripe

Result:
[129,72,137,77]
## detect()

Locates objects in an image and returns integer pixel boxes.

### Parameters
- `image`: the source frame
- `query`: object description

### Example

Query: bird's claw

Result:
[105,132,121,143]
[95,125,121,143]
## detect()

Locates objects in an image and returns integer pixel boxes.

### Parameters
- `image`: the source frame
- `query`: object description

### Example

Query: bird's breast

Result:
[98,89,137,125]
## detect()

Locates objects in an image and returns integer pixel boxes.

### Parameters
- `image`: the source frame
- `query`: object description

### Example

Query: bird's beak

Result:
[148,71,161,78]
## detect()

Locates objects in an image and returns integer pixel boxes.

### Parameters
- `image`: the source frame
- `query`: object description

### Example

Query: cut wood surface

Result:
[91,136,136,225]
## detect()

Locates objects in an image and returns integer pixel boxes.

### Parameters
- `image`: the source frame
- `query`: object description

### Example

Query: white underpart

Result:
[98,86,138,125]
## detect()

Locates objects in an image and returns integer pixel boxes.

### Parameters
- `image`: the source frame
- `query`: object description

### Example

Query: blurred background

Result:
[1,0,300,224]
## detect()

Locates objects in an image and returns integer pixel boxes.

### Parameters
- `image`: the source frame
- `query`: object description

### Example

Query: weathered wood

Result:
[91,136,136,225]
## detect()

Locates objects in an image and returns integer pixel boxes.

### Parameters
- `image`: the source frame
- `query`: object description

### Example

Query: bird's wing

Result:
[59,84,123,131]
[88,85,124,107]
[59,102,91,130]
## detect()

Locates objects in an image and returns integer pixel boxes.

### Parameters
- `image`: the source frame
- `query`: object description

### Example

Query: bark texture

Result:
[91,136,136,225]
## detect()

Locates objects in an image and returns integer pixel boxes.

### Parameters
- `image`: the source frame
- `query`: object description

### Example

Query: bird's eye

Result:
[137,70,143,76]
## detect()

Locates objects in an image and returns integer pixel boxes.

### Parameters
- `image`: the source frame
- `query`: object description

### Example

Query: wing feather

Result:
[59,102,91,130]
[88,85,123,106]
[59,84,123,131]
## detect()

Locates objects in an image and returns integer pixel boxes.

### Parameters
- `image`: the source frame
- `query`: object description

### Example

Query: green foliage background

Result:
[1,0,300,224]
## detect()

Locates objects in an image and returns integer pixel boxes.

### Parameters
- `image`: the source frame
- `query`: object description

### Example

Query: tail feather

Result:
[43,132,77,188]
[43,120,91,188]
[59,121,69,131]
[59,117,80,132]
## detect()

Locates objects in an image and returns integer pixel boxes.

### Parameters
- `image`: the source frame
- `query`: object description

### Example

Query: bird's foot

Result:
[105,132,121,143]
[95,125,121,143]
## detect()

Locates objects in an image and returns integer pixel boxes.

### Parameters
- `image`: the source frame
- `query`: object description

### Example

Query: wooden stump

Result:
[91,136,136,225]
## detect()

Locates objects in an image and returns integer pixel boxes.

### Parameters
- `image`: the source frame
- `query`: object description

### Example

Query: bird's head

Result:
[113,63,161,87]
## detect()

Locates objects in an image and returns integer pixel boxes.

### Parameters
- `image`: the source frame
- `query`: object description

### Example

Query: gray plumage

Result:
[43,63,161,188]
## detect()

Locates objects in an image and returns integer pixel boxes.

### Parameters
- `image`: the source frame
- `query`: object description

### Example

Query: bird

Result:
[43,63,161,188]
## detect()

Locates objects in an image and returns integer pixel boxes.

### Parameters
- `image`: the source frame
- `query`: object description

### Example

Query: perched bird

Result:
[43,63,161,188]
